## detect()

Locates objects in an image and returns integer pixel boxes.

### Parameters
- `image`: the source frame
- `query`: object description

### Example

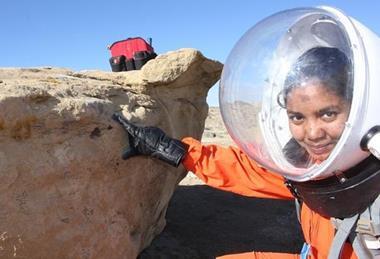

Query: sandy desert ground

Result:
[138,107,304,259]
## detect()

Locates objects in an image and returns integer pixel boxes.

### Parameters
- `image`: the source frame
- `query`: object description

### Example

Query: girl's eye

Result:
[288,114,304,124]
[321,111,338,121]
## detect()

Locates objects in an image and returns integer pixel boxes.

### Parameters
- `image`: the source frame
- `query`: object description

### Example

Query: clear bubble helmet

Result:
[219,6,380,182]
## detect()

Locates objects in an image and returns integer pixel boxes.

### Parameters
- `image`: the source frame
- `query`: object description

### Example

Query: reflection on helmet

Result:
[220,5,380,219]
[218,6,365,181]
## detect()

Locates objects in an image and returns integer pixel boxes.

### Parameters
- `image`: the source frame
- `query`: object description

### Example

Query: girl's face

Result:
[286,82,350,163]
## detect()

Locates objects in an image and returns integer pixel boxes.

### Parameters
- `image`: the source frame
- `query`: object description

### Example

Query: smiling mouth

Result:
[306,144,333,155]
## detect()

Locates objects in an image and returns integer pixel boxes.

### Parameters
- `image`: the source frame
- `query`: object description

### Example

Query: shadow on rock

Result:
[138,185,304,259]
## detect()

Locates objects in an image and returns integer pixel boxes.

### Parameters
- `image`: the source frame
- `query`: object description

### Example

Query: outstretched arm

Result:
[182,137,294,200]
[112,113,293,200]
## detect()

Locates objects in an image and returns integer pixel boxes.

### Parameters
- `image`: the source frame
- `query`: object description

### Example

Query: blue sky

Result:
[1,1,379,106]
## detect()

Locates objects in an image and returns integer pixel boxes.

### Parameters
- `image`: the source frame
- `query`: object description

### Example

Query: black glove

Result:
[112,112,188,167]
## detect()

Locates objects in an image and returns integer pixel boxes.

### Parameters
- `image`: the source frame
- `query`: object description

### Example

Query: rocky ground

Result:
[138,107,304,259]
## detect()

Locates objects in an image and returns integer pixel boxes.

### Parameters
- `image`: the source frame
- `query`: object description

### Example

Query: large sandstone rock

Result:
[0,49,222,258]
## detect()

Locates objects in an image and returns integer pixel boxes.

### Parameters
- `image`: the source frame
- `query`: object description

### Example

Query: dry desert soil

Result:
[138,107,304,259]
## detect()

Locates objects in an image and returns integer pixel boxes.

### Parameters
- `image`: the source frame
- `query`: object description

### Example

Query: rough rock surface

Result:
[0,49,222,259]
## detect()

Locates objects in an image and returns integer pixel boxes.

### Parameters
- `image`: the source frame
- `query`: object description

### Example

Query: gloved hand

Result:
[112,112,188,167]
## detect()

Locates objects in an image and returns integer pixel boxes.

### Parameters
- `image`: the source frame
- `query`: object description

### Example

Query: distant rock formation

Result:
[202,107,234,147]
[0,49,222,258]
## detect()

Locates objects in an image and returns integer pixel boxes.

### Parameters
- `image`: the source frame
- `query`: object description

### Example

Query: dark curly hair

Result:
[278,47,352,108]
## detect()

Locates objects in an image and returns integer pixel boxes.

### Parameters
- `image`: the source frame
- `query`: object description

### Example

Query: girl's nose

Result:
[305,121,325,141]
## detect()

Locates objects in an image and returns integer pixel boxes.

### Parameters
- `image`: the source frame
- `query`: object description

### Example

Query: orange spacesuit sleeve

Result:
[181,137,293,200]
